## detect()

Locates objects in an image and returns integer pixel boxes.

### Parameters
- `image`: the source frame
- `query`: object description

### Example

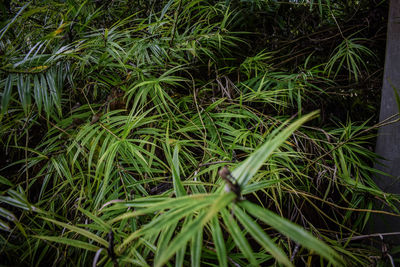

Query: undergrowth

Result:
[0,0,399,266]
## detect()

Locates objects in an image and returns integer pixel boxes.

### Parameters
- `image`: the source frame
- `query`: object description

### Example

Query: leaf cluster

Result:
[0,0,398,266]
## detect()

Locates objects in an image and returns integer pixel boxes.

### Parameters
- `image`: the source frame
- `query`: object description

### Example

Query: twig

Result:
[331,12,345,39]
[99,199,125,212]
[92,248,104,267]
[341,232,400,242]
[283,187,400,217]
[290,242,300,262]
[198,160,233,167]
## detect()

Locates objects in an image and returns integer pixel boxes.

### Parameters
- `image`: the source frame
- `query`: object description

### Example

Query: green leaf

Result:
[155,193,235,267]
[0,175,13,187]
[235,207,292,266]
[191,223,203,267]
[77,207,111,232]
[0,218,10,231]
[210,216,228,267]
[233,111,319,187]
[0,206,17,221]
[109,194,217,222]
[33,75,42,113]
[172,144,186,197]
[1,75,13,118]
[117,196,216,250]
[155,224,177,264]
[0,3,30,40]
[34,236,100,252]
[41,217,108,247]
[221,207,259,266]
[239,201,344,266]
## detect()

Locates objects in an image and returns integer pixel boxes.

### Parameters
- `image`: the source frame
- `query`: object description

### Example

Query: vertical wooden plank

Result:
[373,0,400,242]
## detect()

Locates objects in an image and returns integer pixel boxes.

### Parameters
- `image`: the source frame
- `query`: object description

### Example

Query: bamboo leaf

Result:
[1,75,13,118]
[34,236,100,252]
[155,193,235,267]
[235,207,292,266]
[41,217,108,247]
[191,221,203,267]
[210,216,228,267]
[239,201,344,266]
[172,144,186,197]
[221,207,259,266]
[233,111,319,187]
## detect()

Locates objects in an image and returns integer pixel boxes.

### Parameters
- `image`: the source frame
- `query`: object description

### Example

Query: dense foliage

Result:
[1,0,399,266]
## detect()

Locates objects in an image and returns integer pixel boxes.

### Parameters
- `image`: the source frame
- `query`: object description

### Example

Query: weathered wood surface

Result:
[373,0,400,243]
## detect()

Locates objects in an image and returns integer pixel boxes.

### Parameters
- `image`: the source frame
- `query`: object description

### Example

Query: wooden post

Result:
[373,0,400,243]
